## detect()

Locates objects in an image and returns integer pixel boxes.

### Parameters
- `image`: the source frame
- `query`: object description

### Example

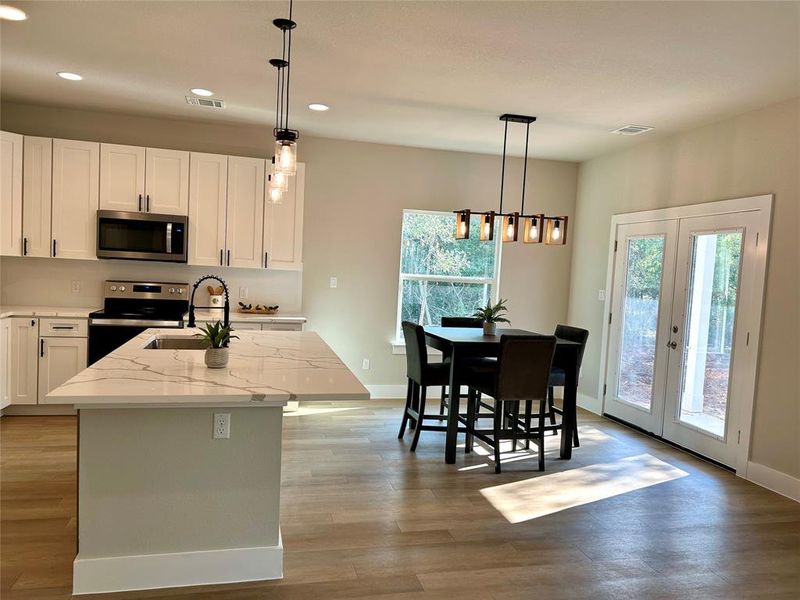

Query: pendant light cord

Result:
[499,118,508,214]
[520,121,530,214]
[284,0,293,132]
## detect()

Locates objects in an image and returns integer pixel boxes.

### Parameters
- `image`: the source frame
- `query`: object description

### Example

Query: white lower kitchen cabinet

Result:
[52,138,99,260]
[263,163,305,270]
[1,130,23,256]
[38,337,87,404]
[1,318,39,405]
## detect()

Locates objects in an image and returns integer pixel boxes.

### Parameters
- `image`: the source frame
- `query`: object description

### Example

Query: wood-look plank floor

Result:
[2,401,799,599]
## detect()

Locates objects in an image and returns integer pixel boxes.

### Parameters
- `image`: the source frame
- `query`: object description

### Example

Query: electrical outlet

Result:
[213,413,230,439]
[329,277,338,289]
[239,286,248,300]
[362,358,370,370]
[71,280,81,294]
[598,289,606,301]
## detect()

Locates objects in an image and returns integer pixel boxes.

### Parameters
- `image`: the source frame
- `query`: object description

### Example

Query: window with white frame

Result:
[395,209,501,340]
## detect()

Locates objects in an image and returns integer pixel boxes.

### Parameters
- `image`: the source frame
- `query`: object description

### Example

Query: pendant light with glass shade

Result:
[268,0,299,203]
[454,114,568,246]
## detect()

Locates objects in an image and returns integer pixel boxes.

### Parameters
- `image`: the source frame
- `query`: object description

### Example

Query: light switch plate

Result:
[239,286,248,300]
[71,281,81,294]
[362,358,370,370]
[598,289,606,301]
[329,277,338,289]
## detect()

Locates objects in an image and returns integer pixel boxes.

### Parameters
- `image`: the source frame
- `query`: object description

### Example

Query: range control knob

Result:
[110,285,117,292]
[119,285,126,292]
[169,287,176,294]
[178,288,185,294]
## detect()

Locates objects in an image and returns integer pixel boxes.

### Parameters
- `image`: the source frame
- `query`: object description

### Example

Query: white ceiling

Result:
[1,1,798,161]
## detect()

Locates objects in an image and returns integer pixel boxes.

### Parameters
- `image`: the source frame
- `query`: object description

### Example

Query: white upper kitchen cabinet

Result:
[99,143,145,212]
[2,318,38,405]
[263,162,305,270]
[22,136,53,258]
[52,138,99,260]
[38,337,87,404]
[188,152,228,266]
[1,131,23,256]
[225,156,265,269]
[145,147,190,215]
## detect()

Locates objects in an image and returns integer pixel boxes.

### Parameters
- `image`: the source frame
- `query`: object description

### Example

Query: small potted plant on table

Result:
[195,321,238,368]
[473,299,510,336]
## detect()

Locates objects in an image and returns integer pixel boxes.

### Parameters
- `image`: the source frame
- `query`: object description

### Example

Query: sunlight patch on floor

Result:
[479,453,689,523]
[283,406,363,417]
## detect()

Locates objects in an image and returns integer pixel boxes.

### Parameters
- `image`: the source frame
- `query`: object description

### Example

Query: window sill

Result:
[390,340,442,356]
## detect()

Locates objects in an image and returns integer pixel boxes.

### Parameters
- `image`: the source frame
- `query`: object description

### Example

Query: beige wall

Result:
[0,102,578,386]
[568,98,800,477]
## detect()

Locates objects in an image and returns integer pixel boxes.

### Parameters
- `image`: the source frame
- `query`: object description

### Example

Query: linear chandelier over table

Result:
[455,114,568,245]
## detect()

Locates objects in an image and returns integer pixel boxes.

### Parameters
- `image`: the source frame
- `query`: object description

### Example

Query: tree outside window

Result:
[395,210,501,340]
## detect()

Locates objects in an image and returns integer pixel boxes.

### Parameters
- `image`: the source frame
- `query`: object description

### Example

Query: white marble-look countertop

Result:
[46,328,369,409]
[0,305,98,319]
[187,310,307,324]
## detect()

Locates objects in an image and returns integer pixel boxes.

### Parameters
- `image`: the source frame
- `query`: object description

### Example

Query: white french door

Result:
[603,197,770,469]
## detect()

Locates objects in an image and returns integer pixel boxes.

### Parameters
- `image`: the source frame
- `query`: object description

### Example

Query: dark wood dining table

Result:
[423,326,582,464]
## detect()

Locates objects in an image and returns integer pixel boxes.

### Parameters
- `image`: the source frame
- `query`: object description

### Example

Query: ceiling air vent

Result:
[185,96,226,109]
[610,124,654,136]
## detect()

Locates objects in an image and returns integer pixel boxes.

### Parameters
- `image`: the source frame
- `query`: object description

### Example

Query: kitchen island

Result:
[46,328,369,595]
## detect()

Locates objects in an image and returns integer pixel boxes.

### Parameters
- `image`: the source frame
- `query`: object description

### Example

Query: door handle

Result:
[226,249,231,266]
[138,194,143,211]
[667,341,677,349]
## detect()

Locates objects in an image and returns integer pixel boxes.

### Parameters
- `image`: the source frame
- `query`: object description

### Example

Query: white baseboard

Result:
[578,392,602,415]
[745,461,800,503]
[73,541,283,595]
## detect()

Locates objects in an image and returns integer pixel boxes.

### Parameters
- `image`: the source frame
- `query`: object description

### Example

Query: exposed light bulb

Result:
[506,222,514,237]
[275,140,297,175]
[271,168,289,191]
[530,219,538,238]
[483,222,490,236]
[268,186,283,204]
[552,223,561,240]
[460,221,467,235]
[0,5,27,20]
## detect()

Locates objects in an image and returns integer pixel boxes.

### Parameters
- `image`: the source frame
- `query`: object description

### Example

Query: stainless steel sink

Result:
[143,336,210,350]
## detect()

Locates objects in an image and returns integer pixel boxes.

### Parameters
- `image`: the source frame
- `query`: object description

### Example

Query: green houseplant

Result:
[195,321,239,368]
[472,299,510,336]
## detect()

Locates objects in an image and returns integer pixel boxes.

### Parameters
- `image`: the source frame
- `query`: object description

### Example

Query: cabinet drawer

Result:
[230,321,262,331]
[39,317,88,337]
[262,322,303,331]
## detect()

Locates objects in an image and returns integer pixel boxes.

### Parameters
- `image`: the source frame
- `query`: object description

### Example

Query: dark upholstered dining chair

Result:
[397,321,451,451]
[462,334,557,473]
[546,324,589,447]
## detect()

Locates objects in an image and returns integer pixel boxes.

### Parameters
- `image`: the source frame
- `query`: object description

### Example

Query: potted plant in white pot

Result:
[472,299,510,336]
[195,321,238,368]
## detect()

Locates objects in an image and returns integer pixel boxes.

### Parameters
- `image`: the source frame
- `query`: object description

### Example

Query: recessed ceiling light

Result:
[191,88,214,97]
[0,5,27,20]
[308,103,330,112]
[57,72,83,81]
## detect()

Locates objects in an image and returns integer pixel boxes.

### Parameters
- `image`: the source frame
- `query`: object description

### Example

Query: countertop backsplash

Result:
[0,256,303,314]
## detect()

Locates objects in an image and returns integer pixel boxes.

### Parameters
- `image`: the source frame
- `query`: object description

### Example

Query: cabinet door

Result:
[225,156,265,269]
[1,319,10,409]
[100,143,145,212]
[22,136,53,258]
[52,139,99,260]
[262,322,304,331]
[5,318,38,405]
[229,321,262,331]
[38,337,87,404]
[264,162,304,270]
[145,148,189,215]
[188,153,228,266]
[1,131,23,256]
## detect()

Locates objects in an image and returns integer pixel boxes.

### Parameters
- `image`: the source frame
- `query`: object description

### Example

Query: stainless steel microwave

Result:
[97,210,188,263]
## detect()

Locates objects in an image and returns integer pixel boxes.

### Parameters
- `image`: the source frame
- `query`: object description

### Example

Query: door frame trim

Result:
[598,194,773,476]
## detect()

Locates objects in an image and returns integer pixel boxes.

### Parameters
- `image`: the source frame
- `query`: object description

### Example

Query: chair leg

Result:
[409,382,420,430]
[465,388,476,454]
[548,386,558,435]
[524,400,532,450]
[398,379,413,439]
[510,401,520,452]
[439,384,447,415]
[493,400,503,474]
[538,399,546,471]
[410,386,427,452]
[573,420,580,448]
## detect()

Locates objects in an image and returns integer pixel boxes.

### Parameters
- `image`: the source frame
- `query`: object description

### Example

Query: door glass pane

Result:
[617,236,665,411]
[678,230,743,437]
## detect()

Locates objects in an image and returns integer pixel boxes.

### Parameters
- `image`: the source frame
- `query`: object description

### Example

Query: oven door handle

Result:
[89,318,184,327]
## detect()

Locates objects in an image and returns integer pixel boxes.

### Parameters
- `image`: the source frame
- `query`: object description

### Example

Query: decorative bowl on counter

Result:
[237,302,279,315]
